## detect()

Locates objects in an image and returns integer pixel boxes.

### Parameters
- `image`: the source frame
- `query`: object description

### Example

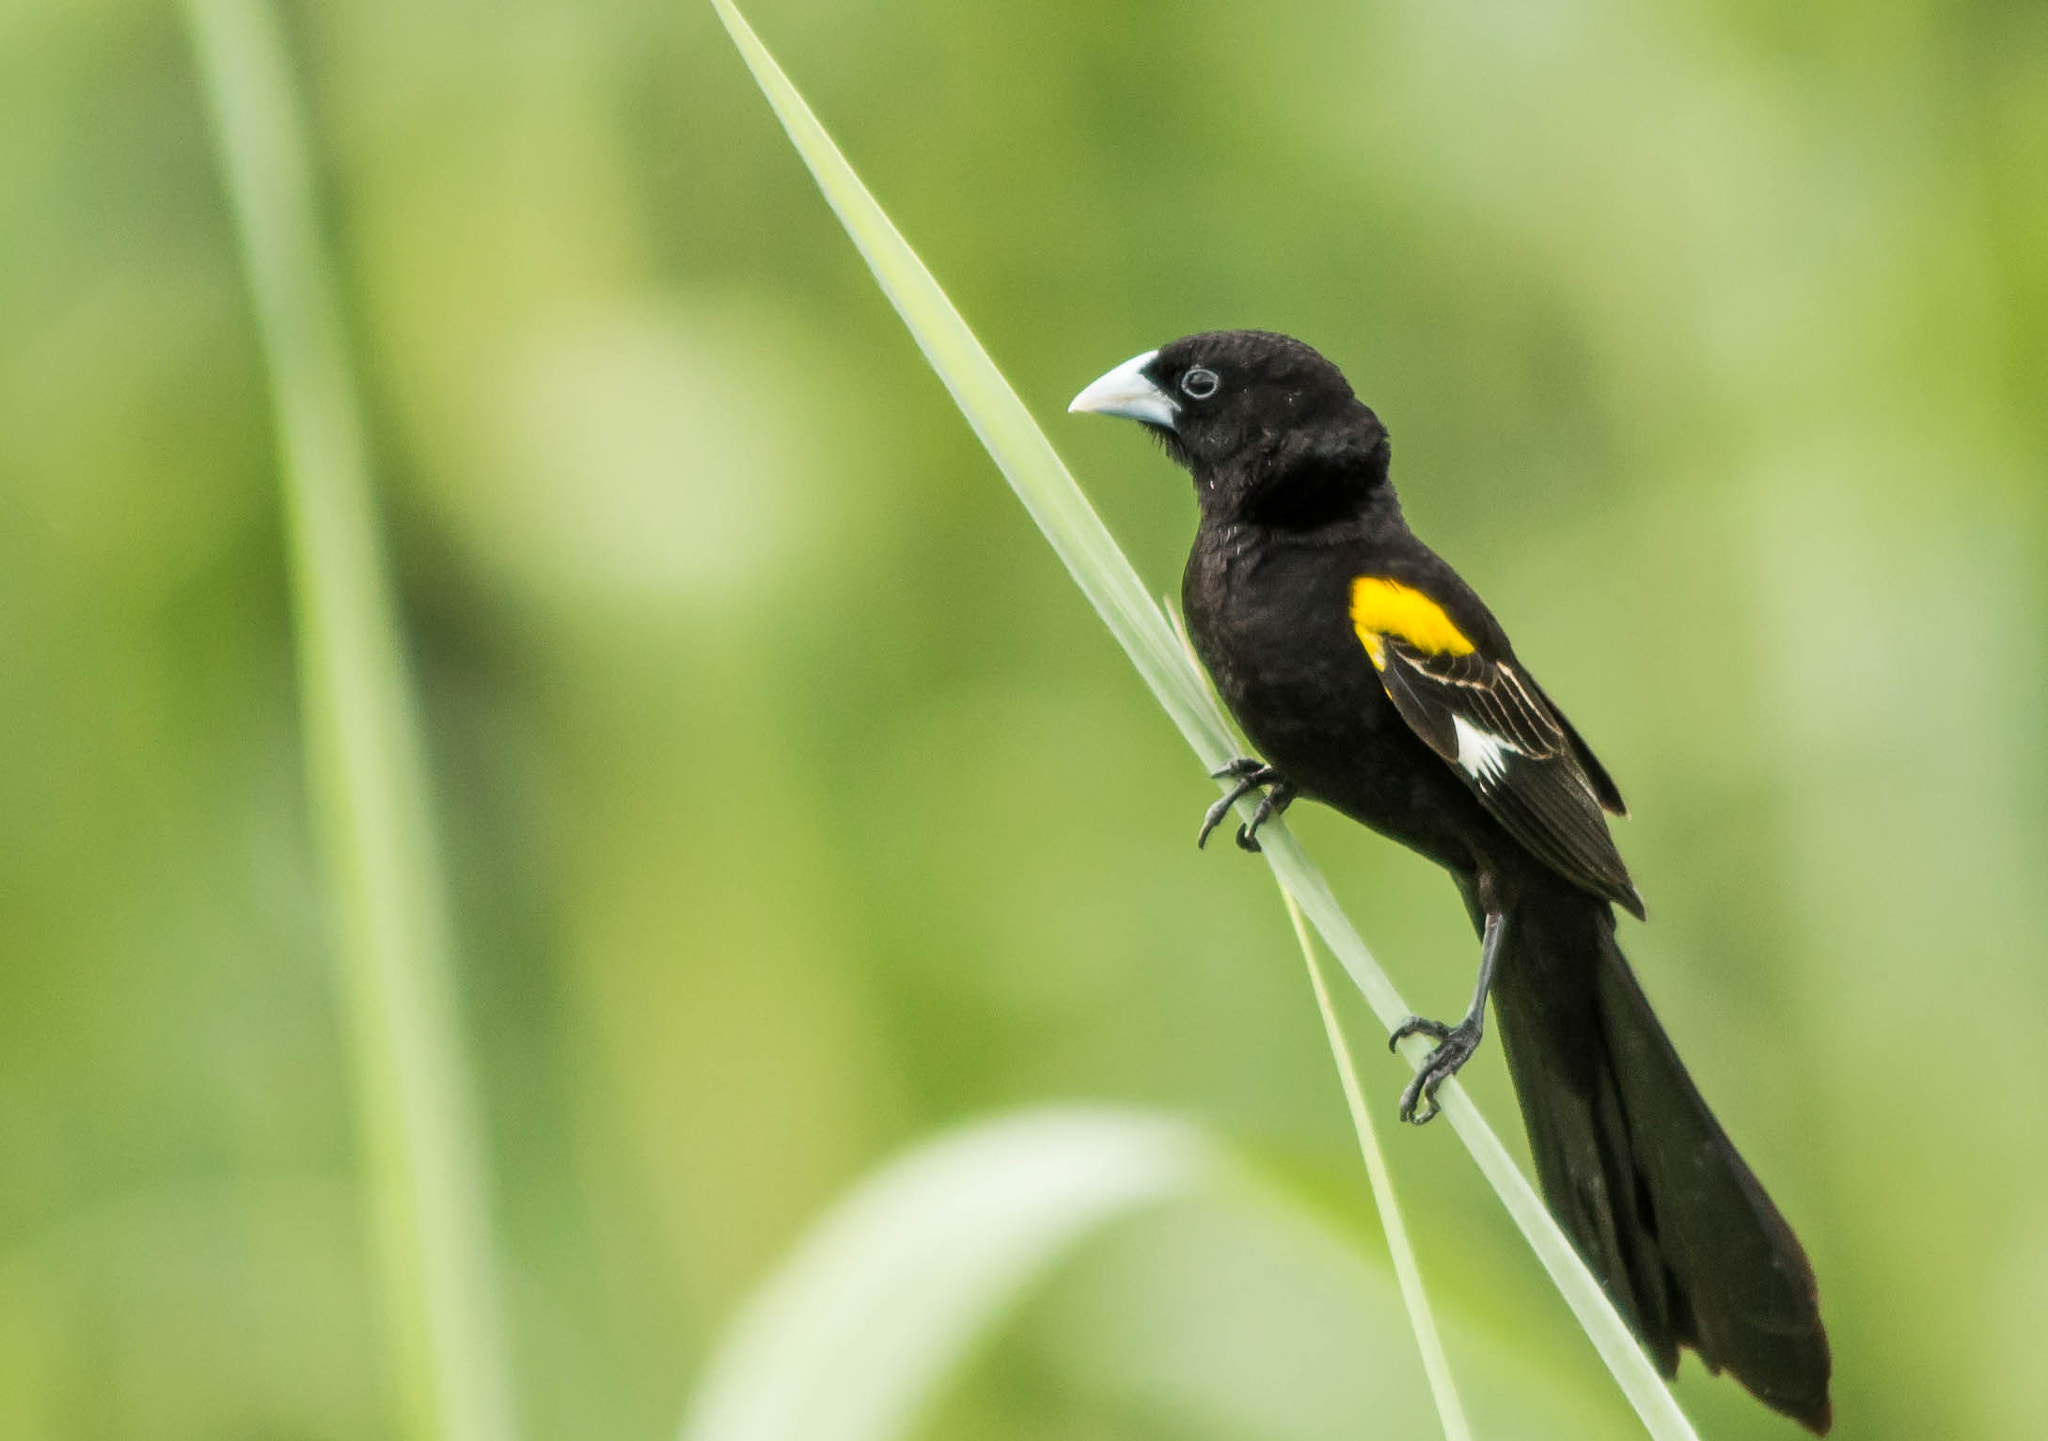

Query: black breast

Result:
[1181,519,1492,874]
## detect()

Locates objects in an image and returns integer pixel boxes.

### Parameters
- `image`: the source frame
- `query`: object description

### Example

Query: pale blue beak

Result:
[1068,349,1177,430]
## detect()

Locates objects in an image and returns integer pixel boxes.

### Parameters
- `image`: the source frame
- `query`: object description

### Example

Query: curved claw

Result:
[1196,790,1242,849]
[1398,1071,1445,1126]
[1232,781,1297,853]
[1395,1021,1482,1125]
[1387,1015,1453,1053]
[1196,763,1284,850]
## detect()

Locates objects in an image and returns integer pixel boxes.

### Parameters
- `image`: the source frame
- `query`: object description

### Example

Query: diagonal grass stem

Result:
[1283,889,1472,1441]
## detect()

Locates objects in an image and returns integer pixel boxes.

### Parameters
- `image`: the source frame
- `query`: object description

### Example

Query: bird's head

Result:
[1069,329,1391,524]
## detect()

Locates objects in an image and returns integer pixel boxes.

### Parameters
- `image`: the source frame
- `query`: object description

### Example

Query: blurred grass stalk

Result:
[709,2,1697,1437]
[184,4,519,1440]
[1282,890,1471,1441]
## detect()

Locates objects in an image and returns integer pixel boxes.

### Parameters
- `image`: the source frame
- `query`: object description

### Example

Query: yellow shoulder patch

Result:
[1350,577,1476,670]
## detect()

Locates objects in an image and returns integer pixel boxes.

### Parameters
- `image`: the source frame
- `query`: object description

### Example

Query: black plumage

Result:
[1071,329,1831,1432]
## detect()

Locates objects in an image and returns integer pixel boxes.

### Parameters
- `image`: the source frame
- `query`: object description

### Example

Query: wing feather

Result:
[1375,639,1643,916]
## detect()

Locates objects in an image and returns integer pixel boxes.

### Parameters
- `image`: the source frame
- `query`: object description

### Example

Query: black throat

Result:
[1196,423,1398,534]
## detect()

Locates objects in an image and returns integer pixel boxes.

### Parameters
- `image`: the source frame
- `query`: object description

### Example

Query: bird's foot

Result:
[1388,1015,1482,1125]
[1232,780,1297,852]
[1197,759,1290,850]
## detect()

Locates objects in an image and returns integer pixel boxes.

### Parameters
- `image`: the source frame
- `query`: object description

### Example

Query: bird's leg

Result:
[1233,782,1297,852]
[1389,912,1506,1124]
[1197,759,1284,849]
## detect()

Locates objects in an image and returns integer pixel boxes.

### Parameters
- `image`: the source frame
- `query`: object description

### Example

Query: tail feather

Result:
[1491,892,1832,1434]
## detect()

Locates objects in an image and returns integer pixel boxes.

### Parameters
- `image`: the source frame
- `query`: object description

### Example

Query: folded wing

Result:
[1375,641,1645,917]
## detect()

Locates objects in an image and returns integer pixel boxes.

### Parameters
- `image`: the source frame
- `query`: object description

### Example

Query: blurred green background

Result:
[6,0,2047,1436]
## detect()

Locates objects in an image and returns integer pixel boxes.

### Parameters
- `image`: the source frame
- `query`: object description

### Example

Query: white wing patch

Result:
[1452,714,1516,785]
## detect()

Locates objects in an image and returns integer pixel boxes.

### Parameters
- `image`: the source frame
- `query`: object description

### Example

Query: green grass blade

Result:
[678,1109,1228,1441]
[1283,889,1472,1441]
[709,5,1698,1437]
[184,4,519,1440]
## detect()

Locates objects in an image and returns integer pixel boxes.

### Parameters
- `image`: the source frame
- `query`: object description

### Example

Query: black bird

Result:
[1071,330,1831,1433]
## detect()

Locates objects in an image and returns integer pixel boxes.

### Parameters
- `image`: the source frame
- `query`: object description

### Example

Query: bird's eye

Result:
[1179,366,1220,401]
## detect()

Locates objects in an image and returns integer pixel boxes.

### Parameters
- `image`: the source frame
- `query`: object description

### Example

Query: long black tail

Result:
[1490,889,1832,1433]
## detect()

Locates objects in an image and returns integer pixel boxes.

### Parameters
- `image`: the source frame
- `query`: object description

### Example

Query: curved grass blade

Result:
[677,1109,1228,1441]
[708,3,1696,1434]
[1283,889,1472,1441]
[184,4,519,1439]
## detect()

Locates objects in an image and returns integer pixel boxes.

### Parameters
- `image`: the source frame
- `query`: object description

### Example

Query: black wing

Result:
[1376,641,1644,917]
